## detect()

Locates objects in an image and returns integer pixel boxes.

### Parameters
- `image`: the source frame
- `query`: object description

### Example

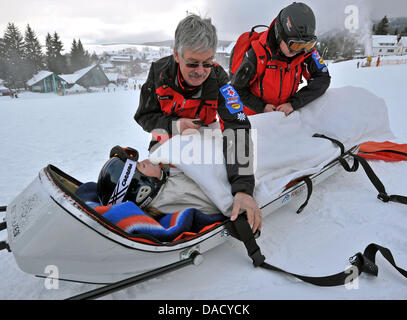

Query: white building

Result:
[397,37,407,55]
[216,41,236,70]
[372,35,398,56]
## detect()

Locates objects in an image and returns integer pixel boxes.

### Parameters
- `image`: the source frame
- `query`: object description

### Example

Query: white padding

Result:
[150,87,395,215]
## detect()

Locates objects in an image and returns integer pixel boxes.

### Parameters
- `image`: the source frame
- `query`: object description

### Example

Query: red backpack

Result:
[229,25,269,77]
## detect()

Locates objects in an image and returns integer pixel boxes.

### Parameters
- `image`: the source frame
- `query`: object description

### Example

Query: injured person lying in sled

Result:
[75,145,227,242]
[75,86,395,243]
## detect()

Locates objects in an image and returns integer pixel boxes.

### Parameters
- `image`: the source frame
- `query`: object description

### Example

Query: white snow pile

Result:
[65,84,87,93]
[0,59,406,300]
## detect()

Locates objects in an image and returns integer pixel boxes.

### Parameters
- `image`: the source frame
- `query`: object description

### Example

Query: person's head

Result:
[274,2,317,57]
[97,155,166,208]
[173,14,218,87]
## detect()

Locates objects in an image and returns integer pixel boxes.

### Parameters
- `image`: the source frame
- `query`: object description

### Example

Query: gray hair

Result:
[174,14,218,56]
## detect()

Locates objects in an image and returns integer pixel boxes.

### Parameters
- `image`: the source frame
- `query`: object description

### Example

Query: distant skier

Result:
[134,14,261,232]
[230,2,331,116]
[366,56,373,67]
[376,56,381,67]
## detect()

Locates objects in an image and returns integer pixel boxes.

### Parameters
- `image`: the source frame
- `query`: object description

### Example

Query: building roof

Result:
[399,36,407,47]
[110,55,132,62]
[217,41,235,54]
[372,35,398,48]
[105,73,118,82]
[27,71,53,86]
[60,65,98,84]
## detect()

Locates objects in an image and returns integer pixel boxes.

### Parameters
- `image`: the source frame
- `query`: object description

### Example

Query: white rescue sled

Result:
[3,146,358,285]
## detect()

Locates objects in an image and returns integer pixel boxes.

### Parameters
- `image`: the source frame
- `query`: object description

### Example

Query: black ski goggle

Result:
[286,37,317,53]
[275,18,317,54]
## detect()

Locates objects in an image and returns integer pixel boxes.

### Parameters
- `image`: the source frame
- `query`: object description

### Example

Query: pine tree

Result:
[0,37,5,80]
[45,32,54,71]
[90,52,99,64]
[375,16,390,35]
[77,39,90,69]
[46,31,67,74]
[69,38,91,72]
[2,23,26,88]
[52,32,66,74]
[24,24,44,77]
[70,38,79,72]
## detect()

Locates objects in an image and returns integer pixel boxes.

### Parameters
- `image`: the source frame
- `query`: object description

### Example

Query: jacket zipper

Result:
[278,67,283,99]
[171,101,177,113]
[259,73,266,100]
[290,65,299,97]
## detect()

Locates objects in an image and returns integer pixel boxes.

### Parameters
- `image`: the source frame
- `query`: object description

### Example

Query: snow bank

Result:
[65,84,87,93]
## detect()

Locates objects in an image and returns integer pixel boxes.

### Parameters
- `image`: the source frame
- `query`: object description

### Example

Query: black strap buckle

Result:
[250,248,266,267]
[377,193,390,203]
[349,252,378,277]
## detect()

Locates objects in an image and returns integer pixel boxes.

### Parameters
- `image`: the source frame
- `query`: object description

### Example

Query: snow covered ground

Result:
[0,60,406,300]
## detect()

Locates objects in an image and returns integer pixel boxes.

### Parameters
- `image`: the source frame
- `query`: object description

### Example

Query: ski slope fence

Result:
[379,57,407,66]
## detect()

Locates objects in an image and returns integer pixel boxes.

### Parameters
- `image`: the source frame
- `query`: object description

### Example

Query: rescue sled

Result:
[0,145,359,285]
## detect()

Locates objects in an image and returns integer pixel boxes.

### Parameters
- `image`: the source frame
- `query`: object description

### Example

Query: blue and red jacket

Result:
[134,55,255,196]
[231,20,331,115]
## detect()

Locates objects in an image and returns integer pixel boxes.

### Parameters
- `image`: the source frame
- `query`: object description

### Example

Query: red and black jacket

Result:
[134,55,255,196]
[231,20,331,115]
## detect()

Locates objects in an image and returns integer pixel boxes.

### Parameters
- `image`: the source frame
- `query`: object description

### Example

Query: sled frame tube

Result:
[67,251,202,300]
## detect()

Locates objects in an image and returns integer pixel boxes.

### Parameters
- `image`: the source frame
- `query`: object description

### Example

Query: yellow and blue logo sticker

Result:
[220,84,244,114]
[312,51,328,72]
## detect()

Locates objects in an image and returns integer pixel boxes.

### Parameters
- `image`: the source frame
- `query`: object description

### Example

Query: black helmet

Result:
[275,2,317,52]
[97,146,167,208]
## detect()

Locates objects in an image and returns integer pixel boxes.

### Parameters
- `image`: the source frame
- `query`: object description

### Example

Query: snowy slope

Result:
[0,61,406,300]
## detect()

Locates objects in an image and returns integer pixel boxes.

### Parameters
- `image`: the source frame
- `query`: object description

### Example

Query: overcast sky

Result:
[1,0,406,51]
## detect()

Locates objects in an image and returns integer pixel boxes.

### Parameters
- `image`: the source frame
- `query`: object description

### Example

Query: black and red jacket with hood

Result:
[134,55,255,197]
[231,19,331,115]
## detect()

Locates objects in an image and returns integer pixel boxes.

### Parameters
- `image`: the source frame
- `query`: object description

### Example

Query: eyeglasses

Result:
[180,55,214,69]
[287,38,317,53]
[184,61,214,69]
